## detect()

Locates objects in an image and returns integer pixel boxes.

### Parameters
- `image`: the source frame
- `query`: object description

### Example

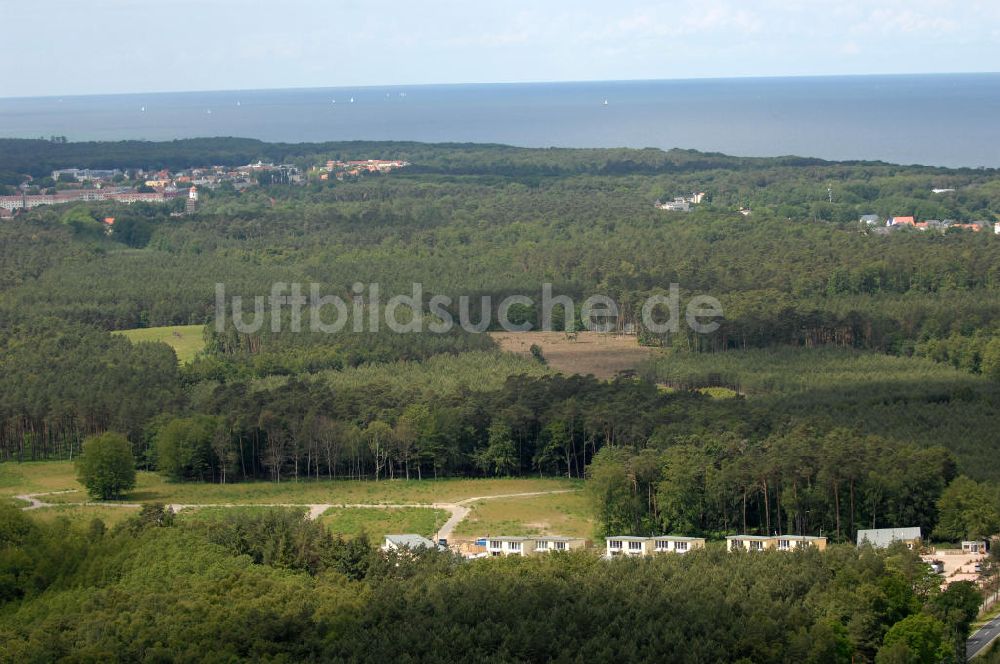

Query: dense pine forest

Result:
[3,141,1000,519]
[2,138,1000,661]
[0,503,991,663]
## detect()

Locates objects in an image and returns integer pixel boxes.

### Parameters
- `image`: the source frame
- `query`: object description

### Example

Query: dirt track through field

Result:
[14,489,581,543]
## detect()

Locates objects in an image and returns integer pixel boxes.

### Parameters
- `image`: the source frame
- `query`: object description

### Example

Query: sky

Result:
[3,0,999,97]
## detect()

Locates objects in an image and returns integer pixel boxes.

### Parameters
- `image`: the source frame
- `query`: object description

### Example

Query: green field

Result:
[1,460,580,510]
[174,505,308,523]
[172,504,448,543]
[454,491,594,539]
[117,324,205,363]
[319,506,449,541]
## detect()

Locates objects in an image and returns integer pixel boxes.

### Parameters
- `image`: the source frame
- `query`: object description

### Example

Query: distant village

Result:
[861,213,1000,235]
[0,158,409,218]
[653,189,999,234]
[316,159,409,181]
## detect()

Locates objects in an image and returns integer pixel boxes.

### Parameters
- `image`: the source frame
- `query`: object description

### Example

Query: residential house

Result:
[961,540,988,554]
[651,536,706,554]
[859,214,881,225]
[774,535,828,551]
[856,527,922,549]
[534,536,587,553]
[727,535,827,552]
[727,535,775,552]
[887,216,916,227]
[606,535,706,556]
[915,220,947,232]
[486,536,537,557]
[605,536,654,557]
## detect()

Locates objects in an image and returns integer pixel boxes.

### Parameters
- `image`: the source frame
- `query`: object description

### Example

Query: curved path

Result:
[14,488,581,542]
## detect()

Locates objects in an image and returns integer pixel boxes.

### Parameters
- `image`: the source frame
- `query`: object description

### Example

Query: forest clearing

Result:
[117,324,204,363]
[4,462,585,541]
[490,331,659,379]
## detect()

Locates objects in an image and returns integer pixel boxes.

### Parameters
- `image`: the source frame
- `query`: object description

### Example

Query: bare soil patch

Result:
[490,331,658,379]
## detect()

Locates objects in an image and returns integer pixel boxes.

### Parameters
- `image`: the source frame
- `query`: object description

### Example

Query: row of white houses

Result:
[483,534,830,558]
[606,536,706,556]
[605,534,829,557]
[484,536,589,557]
[383,528,930,558]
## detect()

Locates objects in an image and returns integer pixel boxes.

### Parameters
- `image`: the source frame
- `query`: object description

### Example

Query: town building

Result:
[655,199,691,212]
[0,188,171,212]
[859,214,882,225]
[186,186,198,214]
[887,216,916,227]
[655,192,706,212]
[51,168,122,182]
[856,527,922,549]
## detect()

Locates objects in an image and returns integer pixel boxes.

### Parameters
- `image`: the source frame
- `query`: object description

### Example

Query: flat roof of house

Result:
[487,536,533,542]
[726,535,774,540]
[777,535,826,541]
[606,536,652,542]
[652,536,705,542]
[535,536,584,542]
[384,534,436,549]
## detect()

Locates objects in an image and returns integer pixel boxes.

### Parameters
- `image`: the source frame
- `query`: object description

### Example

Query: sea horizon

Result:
[4,71,997,102]
[2,72,999,168]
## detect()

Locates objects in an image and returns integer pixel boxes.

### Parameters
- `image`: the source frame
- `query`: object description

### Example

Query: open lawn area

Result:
[453,490,594,539]
[1,461,580,508]
[319,507,449,541]
[117,324,205,363]
[174,505,308,523]
[24,504,140,529]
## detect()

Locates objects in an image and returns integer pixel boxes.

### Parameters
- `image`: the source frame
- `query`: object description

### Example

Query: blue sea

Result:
[1,74,999,168]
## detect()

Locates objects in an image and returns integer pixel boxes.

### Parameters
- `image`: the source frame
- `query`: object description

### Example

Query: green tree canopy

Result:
[75,432,136,500]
